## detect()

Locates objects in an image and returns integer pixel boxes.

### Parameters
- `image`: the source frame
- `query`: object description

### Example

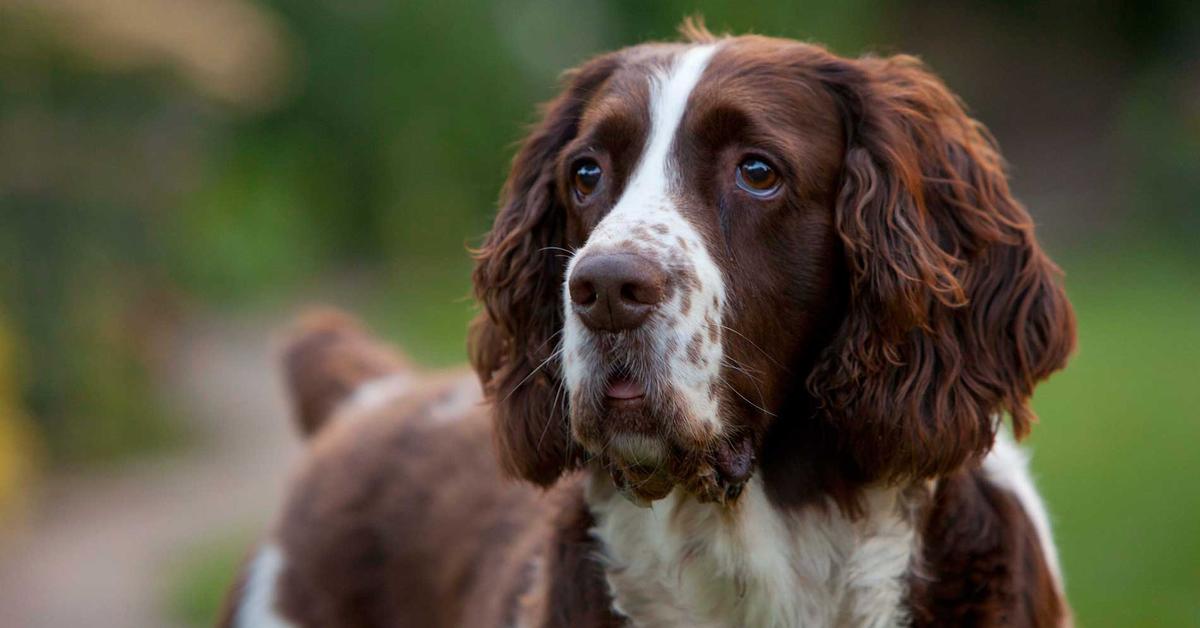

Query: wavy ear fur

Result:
[810,54,1076,482]
[469,54,619,486]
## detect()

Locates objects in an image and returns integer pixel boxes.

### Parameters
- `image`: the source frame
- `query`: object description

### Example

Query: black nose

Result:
[569,253,667,332]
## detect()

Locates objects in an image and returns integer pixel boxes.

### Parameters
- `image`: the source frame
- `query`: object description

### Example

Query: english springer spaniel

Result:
[221,24,1076,628]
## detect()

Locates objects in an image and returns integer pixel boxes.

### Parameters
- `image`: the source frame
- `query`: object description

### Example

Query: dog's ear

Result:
[469,53,620,486]
[809,54,1076,482]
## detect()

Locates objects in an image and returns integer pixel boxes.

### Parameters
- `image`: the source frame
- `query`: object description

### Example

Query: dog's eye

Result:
[573,159,603,200]
[736,157,780,196]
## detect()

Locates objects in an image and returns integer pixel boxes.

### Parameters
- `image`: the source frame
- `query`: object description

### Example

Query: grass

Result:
[1026,247,1200,627]
[168,247,1200,627]
[360,257,477,367]
[167,530,254,627]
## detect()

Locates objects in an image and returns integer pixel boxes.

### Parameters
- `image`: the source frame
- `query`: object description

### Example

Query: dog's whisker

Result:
[720,357,771,411]
[532,328,564,355]
[720,376,776,417]
[721,356,765,386]
[720,324,786,371]
[504,345,564,403]
[538,377,571,454]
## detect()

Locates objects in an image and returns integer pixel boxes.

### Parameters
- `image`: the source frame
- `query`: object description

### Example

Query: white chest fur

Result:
[587,476,919,628]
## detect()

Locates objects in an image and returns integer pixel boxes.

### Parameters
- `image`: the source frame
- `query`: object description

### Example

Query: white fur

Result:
[336,372,414,417]
[428,376,482,423]
[336,373,479,424]
[983,433,1065,589]
[563,43,727,436]
[560,43,1065,627]
[588,476,919,628]
[234,543,296,628]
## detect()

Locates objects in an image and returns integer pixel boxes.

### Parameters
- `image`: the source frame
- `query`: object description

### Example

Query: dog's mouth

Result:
[604,373,646,405]
[571,353,754,508]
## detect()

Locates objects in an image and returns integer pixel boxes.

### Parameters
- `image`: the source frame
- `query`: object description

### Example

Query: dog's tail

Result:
[280,308,410,438]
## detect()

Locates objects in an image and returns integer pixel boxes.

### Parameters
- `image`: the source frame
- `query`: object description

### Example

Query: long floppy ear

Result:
[469,54,619,486]
[809,54,1076,482]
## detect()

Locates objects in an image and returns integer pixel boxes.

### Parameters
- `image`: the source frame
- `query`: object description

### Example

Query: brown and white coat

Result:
[221,24,1075,628]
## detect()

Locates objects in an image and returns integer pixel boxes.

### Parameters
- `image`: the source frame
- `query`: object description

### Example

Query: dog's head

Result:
[470,26,1075,507]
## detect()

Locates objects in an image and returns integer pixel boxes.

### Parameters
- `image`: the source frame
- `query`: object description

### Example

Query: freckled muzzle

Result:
[555,43,750,506]
[561,230,751,507]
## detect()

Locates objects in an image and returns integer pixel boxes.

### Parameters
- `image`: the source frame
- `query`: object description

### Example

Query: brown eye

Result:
[573,159,603,199]
[736,157,780,196]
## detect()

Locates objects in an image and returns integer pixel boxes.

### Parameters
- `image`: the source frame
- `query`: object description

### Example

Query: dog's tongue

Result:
[606,377,645,400]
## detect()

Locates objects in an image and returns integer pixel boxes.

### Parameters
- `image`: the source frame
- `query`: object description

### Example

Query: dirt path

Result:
[0,313,302,628]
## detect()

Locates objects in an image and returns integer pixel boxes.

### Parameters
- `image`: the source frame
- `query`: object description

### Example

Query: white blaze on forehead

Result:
[626,43,718,204]
[563,43,727,434]
[578,44,719,248]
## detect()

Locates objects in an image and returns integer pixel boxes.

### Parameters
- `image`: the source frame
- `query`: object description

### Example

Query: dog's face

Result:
[556,41,846,503]
[471,30,1075,507]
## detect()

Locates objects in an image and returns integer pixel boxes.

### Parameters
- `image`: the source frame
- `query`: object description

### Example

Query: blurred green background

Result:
[0,1,1197,626]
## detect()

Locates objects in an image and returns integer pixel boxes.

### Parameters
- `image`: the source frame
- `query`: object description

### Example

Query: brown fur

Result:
[220,313,622,626]
[281,309,409,437]
[222,25,1075,628]
[470,30,1074,510]
[220,314,1067,627]
[804,52,1076,484]
[909,469,1068,626]
[468,51,624,486]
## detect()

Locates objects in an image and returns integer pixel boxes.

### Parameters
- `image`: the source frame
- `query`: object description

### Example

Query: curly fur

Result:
[804,53,1076,483]
[470,53,625,485]
[468,41,1074,491]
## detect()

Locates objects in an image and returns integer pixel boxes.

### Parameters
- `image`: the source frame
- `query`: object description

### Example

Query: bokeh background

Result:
[0,1,1197,626]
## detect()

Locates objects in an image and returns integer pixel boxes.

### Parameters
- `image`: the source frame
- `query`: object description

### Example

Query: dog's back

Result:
[218,310,553,628]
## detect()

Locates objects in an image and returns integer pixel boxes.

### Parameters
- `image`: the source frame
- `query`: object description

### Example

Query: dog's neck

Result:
[585,470,923,628]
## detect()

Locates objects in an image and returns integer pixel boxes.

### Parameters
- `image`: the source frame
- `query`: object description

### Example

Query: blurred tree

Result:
[0,0,271,460]
[1,1,1196,623]
[0,0,1195,466]
[0,308,38,526]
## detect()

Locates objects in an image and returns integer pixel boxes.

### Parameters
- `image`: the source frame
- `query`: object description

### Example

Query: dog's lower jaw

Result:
[599,433,757,508]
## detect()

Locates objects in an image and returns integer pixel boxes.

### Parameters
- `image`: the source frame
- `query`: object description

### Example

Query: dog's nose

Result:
[569,253,666,332]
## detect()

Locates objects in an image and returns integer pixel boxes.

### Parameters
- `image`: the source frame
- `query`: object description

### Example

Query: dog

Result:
[220,23,1076,627]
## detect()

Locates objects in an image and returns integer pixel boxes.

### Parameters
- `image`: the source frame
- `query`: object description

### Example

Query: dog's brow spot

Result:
[678,267,700,291]
[687,333,704,364]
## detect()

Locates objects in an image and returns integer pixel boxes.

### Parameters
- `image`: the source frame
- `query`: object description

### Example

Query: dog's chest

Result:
[587,478,918,628]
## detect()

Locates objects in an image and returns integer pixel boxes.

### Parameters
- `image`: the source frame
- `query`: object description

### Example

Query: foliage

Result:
[167,529,254,627]
[0,309,39,526]
[0,0,1197,622]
